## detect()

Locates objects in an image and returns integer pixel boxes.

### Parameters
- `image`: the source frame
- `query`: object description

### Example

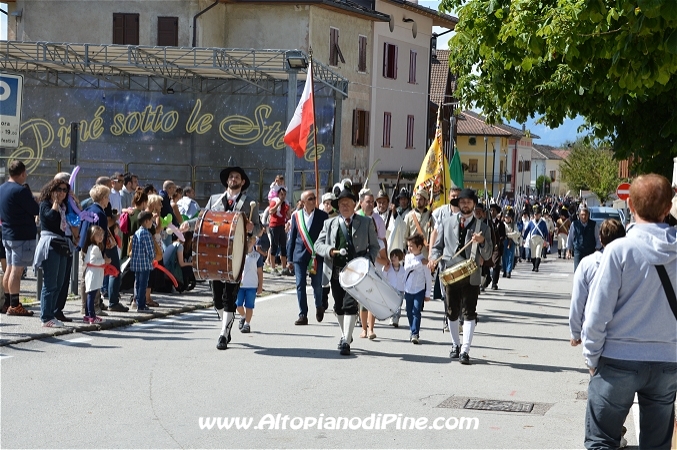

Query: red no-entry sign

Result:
[616,182,631,201]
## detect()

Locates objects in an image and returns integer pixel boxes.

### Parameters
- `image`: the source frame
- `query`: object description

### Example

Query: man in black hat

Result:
[488,204,505,290]
[191,167,260,350]
[428,188,493,365]
[395,188,412,218]
[315,187,380,356]
[522,206,549,272]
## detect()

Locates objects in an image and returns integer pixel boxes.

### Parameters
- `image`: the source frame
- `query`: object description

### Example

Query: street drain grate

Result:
[437,396,553,415]
[464,399,534,413]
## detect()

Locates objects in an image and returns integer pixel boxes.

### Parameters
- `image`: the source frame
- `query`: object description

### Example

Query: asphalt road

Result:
[0,254,640,449]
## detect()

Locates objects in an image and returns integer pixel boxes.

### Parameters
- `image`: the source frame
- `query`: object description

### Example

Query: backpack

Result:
[119,211,130,234]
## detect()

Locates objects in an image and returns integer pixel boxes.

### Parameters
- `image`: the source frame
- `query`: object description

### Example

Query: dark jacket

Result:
[0,182,39,240]
[78,203,107,250]
[39,200,66,237]
[159,190,179,227]
[287,208,329,267]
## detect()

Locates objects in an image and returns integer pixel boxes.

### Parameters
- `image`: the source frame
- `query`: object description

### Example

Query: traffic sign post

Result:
[616,182,631,201]
[0,74,24,149]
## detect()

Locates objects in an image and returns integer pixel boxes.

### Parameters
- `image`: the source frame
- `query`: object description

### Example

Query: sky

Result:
[0,1,583,148]
[422,0,585,148]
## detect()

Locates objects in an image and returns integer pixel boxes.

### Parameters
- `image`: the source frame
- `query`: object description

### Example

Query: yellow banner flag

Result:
[414,122,451,210]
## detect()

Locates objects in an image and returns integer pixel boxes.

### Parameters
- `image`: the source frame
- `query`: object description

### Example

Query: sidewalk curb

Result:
[0,285,293,347]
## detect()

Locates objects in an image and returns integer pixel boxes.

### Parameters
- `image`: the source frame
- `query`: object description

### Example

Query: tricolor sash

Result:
[294,210,317,275]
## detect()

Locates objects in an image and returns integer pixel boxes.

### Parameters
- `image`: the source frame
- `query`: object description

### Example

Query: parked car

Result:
[589,206,626,226]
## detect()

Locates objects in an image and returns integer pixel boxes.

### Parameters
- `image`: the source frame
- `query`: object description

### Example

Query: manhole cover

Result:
[464,399,534,413]
[437,396,553,415]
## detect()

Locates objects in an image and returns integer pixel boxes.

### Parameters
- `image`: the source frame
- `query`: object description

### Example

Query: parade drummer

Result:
[315,187,379,356]
[427,188,492,365]
[189,166,260,351]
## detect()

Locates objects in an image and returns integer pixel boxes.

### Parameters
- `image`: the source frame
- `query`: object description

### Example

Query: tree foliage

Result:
[440,0,677,176]
[536,175,551,195]
[560,140,621,203]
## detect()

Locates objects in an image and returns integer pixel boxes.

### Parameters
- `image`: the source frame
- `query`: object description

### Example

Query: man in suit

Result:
[315,187,380,356]
[428,188,493,365]
[190,167,260,351]
[287,190,329,325]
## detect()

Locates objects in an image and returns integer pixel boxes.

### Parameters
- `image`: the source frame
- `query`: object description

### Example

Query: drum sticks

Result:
[433,240,474,265]
[248,201,256,222]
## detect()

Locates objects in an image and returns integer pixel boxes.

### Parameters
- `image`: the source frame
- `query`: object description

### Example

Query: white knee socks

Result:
[335,314,345,338]
[448,318,460,347]
[344,315,357,342]
[461,320,476,354]
[221,312,234,337]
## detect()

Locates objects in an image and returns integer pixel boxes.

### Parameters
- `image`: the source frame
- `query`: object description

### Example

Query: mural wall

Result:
[0,79,336,201]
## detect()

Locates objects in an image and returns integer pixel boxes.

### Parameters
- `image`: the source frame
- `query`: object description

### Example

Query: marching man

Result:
[315,187,379,356]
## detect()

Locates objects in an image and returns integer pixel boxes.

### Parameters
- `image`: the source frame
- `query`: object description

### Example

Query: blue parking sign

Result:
[0,74,23,149]
[0,76,19,117]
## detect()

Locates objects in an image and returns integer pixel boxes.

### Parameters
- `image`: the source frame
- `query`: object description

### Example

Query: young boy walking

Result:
[404,234,431,344]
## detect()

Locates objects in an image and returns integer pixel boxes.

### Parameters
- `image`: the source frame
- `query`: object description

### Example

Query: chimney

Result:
[522,124,526,132]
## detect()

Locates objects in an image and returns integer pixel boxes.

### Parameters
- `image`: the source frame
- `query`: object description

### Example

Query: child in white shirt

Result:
[383,248,406,327]
[236,237,260,333]
[404,234,432,344]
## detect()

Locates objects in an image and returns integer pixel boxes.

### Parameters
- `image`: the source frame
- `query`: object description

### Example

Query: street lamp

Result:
[520,156,525,197]
[483,136,488,203]
[534,164,539,199]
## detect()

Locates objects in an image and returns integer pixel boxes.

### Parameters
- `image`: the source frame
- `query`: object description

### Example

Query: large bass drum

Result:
[193,211,246,282]
[339,257,402,320]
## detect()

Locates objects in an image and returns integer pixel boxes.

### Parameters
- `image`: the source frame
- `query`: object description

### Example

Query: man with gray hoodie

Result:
[582,174,677,449]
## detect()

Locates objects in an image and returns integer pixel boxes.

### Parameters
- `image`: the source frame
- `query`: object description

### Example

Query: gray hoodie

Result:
[582,223,677,368]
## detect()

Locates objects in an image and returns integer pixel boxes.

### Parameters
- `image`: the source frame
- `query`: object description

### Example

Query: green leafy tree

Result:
[440,0,677,176]
[536,175,551,195]
[560,141,621,203]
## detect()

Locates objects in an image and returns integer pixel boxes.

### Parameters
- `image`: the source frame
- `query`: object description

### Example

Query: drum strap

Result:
[411,211,429,247]
[469,220,482,261]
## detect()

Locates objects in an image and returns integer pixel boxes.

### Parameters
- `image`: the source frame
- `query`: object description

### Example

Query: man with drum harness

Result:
[315,188,380,356]
[428,188,493,365]
[190,167,260,350]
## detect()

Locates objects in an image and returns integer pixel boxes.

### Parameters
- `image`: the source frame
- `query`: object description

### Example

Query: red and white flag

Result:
[284,62,314,158]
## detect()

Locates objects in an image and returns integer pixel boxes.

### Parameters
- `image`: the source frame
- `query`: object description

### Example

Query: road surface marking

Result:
[0,354,14,360]
[57,337,92,345]
[549,273,569,278]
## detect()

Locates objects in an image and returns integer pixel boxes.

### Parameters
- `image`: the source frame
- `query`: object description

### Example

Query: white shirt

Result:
[382,263,406,293]
[404,253,432,295]
[240,249,260,289]
[84,245,105,293]
[302,208,315,230]
[109,189,122,213]
[177,196,200,218]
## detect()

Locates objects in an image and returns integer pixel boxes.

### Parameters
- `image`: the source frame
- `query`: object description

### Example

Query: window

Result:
[500,160,504,177]
[352,109,369,146]
[550,170,556,181]
[358,35,367,72]
[113,13,139,45]
[383,112,392,147]
[518,161,523,172]
[524,160,531,171]
[383,42,398,79]
[408,50,417,83]
[330,28,345,66]
[406,115,415,149]
[468,159,478,173]
[157,17,178,46]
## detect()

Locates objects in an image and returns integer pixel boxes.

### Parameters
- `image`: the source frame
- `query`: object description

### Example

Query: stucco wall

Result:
[223,5,309,50]
[309,6,373,181]
[8,0,202,46]
[368,0,433,193]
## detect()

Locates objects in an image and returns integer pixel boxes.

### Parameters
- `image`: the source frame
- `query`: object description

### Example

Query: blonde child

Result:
[403,234,431,344]
[83,225,109,324]
[383,248,406,328]
[237,237,260,333]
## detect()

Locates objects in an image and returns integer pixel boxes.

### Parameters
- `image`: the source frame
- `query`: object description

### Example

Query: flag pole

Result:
[309,49,320,201]
[437,105,445,206]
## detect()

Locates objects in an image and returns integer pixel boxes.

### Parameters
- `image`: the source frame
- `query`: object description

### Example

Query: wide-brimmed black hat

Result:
[489,203,501,212]
[533,205,542,214]
[332,188,357,210]
[450,188,478,207]
[397,188,410,200]
[505,209,515,218]
[220,166,250,191]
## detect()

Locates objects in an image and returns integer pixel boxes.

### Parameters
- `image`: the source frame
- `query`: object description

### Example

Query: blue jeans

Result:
[404,289,425,337]
[134,270,150,310]
[585,357,677,449]
[105,248,121,306]
[40,249,68,323]
[502,241,515,274]
[86,290,98,318]
[294,261,323,317]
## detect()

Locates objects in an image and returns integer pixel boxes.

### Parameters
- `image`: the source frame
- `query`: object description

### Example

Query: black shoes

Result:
[506,273,511,278]
[460,352,471,365]
[295,315,308,325]
[491,284,498,290]
[339,340,350,355]
[238,317,245,330]
[216,335,228,350]
[316,308,325,323]
[449,345,460,359]
[108,303,129,312]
